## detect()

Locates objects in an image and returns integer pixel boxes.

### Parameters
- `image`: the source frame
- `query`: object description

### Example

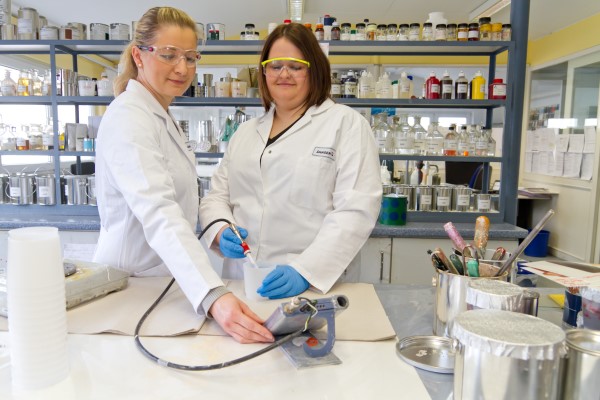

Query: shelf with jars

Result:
[0,0,527,223]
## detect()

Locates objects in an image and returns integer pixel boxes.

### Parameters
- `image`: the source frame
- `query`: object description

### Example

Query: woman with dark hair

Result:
[200,23,381,299]
[94,7,273,344]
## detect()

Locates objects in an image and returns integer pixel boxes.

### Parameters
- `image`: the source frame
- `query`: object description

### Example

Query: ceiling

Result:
[10,0,600,42]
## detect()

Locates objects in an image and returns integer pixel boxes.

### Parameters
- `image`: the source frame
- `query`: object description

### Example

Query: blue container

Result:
[524,229,550,257]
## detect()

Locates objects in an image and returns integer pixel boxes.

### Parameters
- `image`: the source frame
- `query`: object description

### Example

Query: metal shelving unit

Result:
[0,0,529,223]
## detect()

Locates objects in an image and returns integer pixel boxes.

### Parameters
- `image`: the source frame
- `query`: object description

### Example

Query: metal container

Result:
[35,173,56,205]
[434,185,452,211]
[394,185,416,211]
[90,23,109,40]
[433,267,508,338]
[17,7,38,40]
[581,286,600,330]
[7,173,36,205]
[59,26,73,40]
[466,279,524,311]
[109,23,130,40]
[560,329,600,400]
[64,175,88,205]
[67,23,87,40]
[417,185,433,211]
[454,310,566,400]
[197,177,211,199]
[87,176,96,206]
[382,184,393,195]
[39,25,59,40]
[0,24,16,40]
[452,185,472,211]
[0,174,8,203]
[38,15,47,28]
[197,120,214,152]
[196,22,205,40]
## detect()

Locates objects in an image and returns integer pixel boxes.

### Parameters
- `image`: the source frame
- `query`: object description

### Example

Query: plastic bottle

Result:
[1,70,17,96]
[440,71,453,99]
[358,70,370,99]
[454,71,468,100]
[443,125,458,156]
[470,71,486,100]
[399,72,410,99]
[489,78,507,99]
[425,72,440,99]
[377,72,391,99]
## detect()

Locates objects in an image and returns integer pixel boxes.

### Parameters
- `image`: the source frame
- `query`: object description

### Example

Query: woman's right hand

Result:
[209,293,274,343]
[217,226,248,258]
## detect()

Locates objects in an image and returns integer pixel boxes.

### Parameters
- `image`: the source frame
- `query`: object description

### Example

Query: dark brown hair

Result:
[258,23,331,111]
[114,7,197,96]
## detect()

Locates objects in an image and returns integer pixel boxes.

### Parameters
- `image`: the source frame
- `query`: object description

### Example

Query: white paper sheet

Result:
[556,135,569,152]
[581,153,594,180]
[583,126,597,154]
[563,153,583,178]
[568,134,584,153]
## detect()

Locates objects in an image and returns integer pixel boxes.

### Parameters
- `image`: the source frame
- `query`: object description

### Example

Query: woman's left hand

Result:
[257,265,309,299]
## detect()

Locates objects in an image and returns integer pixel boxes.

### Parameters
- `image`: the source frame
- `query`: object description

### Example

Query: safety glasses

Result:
[261,57,310,78]
[137,45,201,68]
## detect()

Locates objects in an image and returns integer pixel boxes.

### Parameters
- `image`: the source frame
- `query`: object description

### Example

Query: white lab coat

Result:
[93,80,223,315]
[199,99,382,293]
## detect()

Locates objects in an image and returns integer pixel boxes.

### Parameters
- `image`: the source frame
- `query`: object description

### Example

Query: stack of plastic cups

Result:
[580,286,600,330]
[7,227,70,393]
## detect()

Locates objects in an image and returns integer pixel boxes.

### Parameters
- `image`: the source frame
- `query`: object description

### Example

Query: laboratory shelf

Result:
[0,150,54,156]
[0,96,52,105]
[378,155,501,162]
[0,204,99,215]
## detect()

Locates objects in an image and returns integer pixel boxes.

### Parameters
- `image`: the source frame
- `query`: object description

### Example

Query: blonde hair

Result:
[113,7,198,96]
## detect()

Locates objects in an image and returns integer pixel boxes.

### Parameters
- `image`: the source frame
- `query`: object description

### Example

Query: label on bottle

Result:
[1,84,15,96]
[468,30,479,40]
[395,137,413,150]
[430,83,440,94]
[476,140,488,150]
[444,139,458,150]
[343,82,357,97]
[331,83,341,96]
[458,31,468,40]
[457,83,468,94]
[427,141,442,154]
[492,84,506,96]
[442,84,452,95]
[458,142,469,153]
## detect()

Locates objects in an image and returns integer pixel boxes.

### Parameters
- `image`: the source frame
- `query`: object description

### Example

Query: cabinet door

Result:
[358,238,391,283]
[390,238,518,285]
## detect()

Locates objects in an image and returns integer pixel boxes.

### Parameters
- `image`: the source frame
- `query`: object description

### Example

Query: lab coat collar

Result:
[256,98,336,142]
[125,79,195,166]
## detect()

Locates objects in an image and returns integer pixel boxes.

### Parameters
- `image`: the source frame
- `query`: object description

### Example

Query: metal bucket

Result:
[452,185,472,211]
[64,175,88,205]
[433,267,508,338]
[87,176,97,206]
[7,173,36,205]
[434,185,452,211]
[35,173,56,205]
[454,310,565,400]
[417,185,433,211]
[560,329,600,400]
[0,174,8,204]
[394,184,416,210]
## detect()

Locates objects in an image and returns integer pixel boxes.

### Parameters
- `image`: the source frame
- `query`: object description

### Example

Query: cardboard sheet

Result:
[199,281,397,341]
[1,279,396,340]
[0,277,205,336]
[523,261,600,287]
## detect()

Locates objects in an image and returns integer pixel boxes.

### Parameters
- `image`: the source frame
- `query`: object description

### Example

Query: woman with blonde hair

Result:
[93,7,273,344]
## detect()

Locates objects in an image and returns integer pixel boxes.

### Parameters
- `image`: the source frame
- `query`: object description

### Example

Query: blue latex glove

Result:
[219,226,248,258]
[257,265,309,299]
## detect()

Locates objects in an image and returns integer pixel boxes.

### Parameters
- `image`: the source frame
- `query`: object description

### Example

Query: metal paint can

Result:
[40,26,59,40]
[0,0,10,25]
[196,22,205,40]
[38,15,47,28]
[109,23,130,40]
[17,7,38,40]
[0,24,16,40]
[64,175,89,205]
[130,21,138,38]
[87,176,96,206]
[434,185,452,211]
[67,22,86,40]
[59,26,73,40]
[34,173,56,205]
[90,23,109,40]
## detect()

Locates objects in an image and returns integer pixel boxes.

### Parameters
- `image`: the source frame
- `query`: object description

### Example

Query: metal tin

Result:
[0,24,16,40]
[35,173,56,205]
[394,184,416,211]
[396,335,455,374]
[87,176,96,206]
[90,23,109,40]
[64,175,89,205]
[434,186,452,211]
[560,329,600,400]
[466,279,524,311]
[17,7,38,40]
[417,185,433,211]
[109,23,130,40]
[59,26,73,40]
[452,185,471,211]
[0,174,8,204]
[67,22,86,40]
[131,21,138,39]
[7,173,36,205]
[38,15,47,28]
[40,26,59,40]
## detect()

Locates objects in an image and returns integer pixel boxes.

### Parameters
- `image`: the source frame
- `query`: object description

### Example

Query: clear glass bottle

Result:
[340,23,351,40]
[330,72,341,98]
[17,70,30,96]
[41,69,52,96]
[443,124,458,156]
[376,24,387,40]
[42,123,54,150]
[31,69,43,96]
[393,114,414,155]
[475,126,489,156]
[457,125,470,156]
[28,123,43,150]
[0,125,17,151]
[355,23,366,40]
[486,129,496,156]
[372,112,392,154]
[16,124,30,150]
[467,124,479,155]
[408,23,420,41]
[435,24,447,41]
[422,22,434,41]
[342,70,358,98]
[412,115,427,155]
[386,24,398,41]
[398,24,409,40]
[425,121,444,155]
[502,24,512,41]
[446,23,457,41]
[1,70,17,96]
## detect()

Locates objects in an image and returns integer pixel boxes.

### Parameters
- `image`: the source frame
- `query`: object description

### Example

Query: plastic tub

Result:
[524,229,550,257]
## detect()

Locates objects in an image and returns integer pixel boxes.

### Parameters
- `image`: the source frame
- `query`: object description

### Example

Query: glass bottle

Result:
[372,112,392,154]
[366,22,377,40]
[502,24,512,41]
[393,114,414,155]
[331,21,341,40]
[28,123,43,150]
[412,115,427,156]
[443,125,458,156]
[440,71,453,99]
[58,124,65,151]
[340,23,351,41]
[446,23,457,41]
[31,69,43,96]
[455,71,468,99]
[457,23,469,41]
[435,24,447,41]
[422,22,433,41]
[457,125,470,156]
[355,23,366,40]
[475,126,489,156]
[425,121,444,155]
[17,70,30,96]
[342,70,358,98]
[467,124,479,155]
[398,24,409,40]
[491,23,503,41]
[41,69,52,96]
[314,23,324,40]
[330,72,341,98]
[42,124,54,150]
[486,129,496,156]
[468,23,480,41]
[1,70,17,96]
[16,124,30,150]
[358,70,370,99]
[0,125,17,151]
[376,24,387,41]
[408,23,420,41]
[478,17,492,41]
[386,24,398,41]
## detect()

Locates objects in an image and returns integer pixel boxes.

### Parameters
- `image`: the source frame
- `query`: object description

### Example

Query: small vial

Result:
[468,23,480,41]
[386,23,398,41]
[314,23,324,40]
[502,24,512,40]
[457,23,468,41]
[491,23,502,41]
[435,24,447,41]
[408,23,420,41]
[398,24,409,40]
[331,21,340,40]
[340,23,351,40]
[446,23,457,41]
[422,22,433,41]
[478,17,491,41]
[355,23,366,40]
[366,22,377,40]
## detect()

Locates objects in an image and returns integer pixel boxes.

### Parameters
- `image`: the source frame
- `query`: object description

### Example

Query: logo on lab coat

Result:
[312,147,335,161]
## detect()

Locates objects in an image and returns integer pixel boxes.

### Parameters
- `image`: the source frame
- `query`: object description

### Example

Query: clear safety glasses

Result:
[137,45,201,68]
[261,57,310,78]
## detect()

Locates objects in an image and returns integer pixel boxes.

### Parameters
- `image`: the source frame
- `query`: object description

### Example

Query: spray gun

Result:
[229,223,258,267]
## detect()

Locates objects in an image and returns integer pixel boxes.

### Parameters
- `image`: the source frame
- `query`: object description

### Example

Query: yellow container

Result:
[470,71,486,100]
